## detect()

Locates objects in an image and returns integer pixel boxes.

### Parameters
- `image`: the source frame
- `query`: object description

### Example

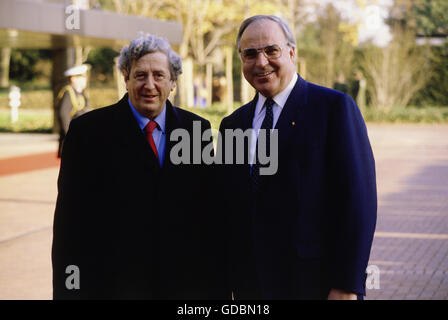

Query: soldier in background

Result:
[56,64,91,157]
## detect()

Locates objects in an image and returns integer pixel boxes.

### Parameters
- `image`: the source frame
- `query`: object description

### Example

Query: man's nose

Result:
[144,75,156,89]
[255,51,269,68]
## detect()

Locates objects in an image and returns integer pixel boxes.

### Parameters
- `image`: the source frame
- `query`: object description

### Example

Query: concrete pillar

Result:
[0,48,11,88]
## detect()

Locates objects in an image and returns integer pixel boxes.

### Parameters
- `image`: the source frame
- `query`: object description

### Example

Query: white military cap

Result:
[64,64,90,77]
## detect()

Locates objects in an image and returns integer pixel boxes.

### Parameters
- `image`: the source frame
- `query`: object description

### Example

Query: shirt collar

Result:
[255,72,298,116]
[128,97,166,133]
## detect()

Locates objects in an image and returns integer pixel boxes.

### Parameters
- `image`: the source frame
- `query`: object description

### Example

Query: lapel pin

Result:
[292,121,296,126]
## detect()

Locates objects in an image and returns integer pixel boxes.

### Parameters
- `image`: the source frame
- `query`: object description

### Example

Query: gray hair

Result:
[118,33,182,81]
[236,15,296,51]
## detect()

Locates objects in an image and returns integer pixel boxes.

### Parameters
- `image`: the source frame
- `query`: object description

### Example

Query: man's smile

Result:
[142,94,158,100]
[255,70,274,77]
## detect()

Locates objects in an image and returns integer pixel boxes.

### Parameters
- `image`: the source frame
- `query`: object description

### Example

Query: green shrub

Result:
[0,89,53,109]
[0,111,52,133]
[0,87,118,110]
[1,88,448,134]
[87,88,118,109]
[362,106,448,123]
[183,103,230,130]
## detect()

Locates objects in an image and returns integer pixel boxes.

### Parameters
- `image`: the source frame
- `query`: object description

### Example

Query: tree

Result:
[414,0,448,35]
[389,0,448,106]
[9,50,51,83]
[359,25,431,109]
[297,2,357,88]
[410,43,448,106]
[317,3,342,87]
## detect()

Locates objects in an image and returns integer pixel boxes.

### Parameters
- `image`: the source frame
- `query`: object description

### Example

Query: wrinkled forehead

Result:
[240,19,287,49]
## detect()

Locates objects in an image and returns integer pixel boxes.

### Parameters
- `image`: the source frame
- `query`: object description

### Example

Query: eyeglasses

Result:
[240,44,283,62]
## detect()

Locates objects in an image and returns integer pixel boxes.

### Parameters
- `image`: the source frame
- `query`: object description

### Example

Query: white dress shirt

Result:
[250,73,298,164]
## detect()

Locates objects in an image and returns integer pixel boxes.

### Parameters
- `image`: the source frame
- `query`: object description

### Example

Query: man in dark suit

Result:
[218,15,377,300]
[52,34,226,299]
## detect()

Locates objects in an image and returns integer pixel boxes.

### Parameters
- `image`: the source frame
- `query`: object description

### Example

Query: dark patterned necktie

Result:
[250,98,274,194]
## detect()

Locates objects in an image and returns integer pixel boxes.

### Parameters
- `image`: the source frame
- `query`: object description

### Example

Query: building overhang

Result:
[0,0,183,49]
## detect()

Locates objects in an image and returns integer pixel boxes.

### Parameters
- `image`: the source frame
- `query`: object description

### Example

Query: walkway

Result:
[0,124,447,300]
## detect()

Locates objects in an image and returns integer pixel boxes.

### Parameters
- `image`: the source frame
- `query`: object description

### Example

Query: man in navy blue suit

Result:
[218,15,377,300]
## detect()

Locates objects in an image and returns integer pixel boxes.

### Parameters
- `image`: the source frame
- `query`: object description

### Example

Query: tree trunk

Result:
[298,57,306,79]
[180,57,194,108]
[240,73,255,105]
[225,47,234,113]
[206,63,213,108]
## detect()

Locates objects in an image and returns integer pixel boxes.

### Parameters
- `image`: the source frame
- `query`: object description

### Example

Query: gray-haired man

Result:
[52,34,227,299]
[218,15,376,300]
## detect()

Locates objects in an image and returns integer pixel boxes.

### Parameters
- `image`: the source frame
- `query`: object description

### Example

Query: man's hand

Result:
[327,288,358,300]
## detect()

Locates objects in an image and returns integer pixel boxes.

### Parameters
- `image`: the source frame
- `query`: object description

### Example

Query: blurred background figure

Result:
[56,64,91,157]
[350,70,367,110]
[333,72,348,94]
[350,70,362,101]
[212,75,227,104]
[194,75,207,108]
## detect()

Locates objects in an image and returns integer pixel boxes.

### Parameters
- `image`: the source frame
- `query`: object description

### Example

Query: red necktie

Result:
[144,121,159,160]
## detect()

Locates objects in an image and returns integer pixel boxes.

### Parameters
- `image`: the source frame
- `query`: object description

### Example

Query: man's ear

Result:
[289,46,296,62]
[124,74,129,90]
[170,80,176,91]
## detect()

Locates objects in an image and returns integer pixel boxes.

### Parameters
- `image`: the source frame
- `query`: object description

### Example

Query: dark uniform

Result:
[333,81,349,94]
[56,84,91,157]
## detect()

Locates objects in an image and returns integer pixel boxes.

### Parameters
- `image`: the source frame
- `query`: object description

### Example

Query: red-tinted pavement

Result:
[0,152,60,177]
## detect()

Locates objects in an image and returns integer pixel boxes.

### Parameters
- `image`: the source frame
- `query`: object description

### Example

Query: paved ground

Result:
[0,133,59,300]
[365,124,448,300]
[0,124,447,300]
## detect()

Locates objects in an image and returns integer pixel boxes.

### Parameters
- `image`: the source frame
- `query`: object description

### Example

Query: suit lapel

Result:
[274,75,309,154]
[236,95,258,176]
[227,93,257,131]
[162,100,181,169]
[241,95,258,131]
[112,95,161,174]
